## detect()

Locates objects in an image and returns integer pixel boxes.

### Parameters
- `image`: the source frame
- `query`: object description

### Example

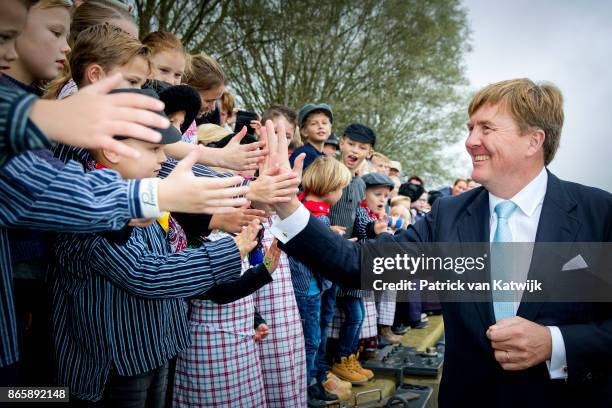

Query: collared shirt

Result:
[272,168,567,379]
[52,222,241,401]
[488,168,567,379]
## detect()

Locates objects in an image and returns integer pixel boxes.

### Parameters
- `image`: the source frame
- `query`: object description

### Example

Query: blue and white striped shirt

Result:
[0,151,147,367]
[0,86,51,168]
[51,219,241,401]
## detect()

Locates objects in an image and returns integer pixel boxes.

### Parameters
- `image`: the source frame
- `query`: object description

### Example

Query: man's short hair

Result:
[468,78,564,166]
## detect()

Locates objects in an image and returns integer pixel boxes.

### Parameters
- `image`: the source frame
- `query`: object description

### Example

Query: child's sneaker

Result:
[349,353,374,380]
[323,373,352,401]
[332,356,368,384]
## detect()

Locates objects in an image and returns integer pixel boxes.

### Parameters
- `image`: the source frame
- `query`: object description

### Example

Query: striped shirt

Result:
[0,151,148,367]
[51,222,241,401]
[0,86,51,168]
[339,206,377,298]
[329,175,365,238]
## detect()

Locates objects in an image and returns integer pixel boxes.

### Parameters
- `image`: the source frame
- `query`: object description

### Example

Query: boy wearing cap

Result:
[289,103,333,170]
[50,89,260,405]
[323,132,340,157]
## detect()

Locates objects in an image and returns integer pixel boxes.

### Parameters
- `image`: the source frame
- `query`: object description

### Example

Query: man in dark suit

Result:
[263,79,612,407]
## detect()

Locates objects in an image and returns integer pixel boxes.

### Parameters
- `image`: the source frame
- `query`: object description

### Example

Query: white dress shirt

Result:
[489,168,567,379]
[271,167,567,379]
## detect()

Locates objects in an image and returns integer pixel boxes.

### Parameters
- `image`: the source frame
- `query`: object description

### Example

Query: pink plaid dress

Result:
[252,220,307,408]
[172,232,266,407]
[376,290,397,326]
[329,293,378,339]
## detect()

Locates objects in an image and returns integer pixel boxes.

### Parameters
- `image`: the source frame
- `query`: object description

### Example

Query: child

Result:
[325,125,375,384]
[50,88,259,404]
[44,0,137,99]
[172,137,278,407]
[289,103,333,170]
[3,0,71,95]
[253,220,308,407]
[289,156,353,404]
[323,132,340,157]
[184,53,227,124]
[220,90,236,130]
[142,30,186,86]
[369,152,391,176]
[70,24,149,90]
[261,105,298,149]
[157,83,201,134]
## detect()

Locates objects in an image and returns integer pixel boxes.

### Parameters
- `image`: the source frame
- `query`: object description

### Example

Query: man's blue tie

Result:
[492,200,518,321]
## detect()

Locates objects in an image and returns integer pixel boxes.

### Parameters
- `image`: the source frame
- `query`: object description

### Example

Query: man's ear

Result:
[101,148,121,165]
[526,128,546,158]
[85,63,106,84]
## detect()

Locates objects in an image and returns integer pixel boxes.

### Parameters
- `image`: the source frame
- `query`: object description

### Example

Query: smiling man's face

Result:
[465,103,536,193]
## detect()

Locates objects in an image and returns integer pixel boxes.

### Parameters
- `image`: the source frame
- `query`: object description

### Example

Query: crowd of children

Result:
[0,0,479,407]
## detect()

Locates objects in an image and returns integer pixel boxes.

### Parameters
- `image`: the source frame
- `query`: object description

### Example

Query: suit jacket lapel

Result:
[457,188,495,329]
[518,171,581,321]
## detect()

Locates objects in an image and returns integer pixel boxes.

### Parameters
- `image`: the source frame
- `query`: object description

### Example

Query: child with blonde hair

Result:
[289,156,353,404]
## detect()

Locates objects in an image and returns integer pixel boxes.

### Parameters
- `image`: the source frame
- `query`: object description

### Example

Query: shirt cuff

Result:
[138,178,164,218]
[270,203,310,244]
[546,326,568,379]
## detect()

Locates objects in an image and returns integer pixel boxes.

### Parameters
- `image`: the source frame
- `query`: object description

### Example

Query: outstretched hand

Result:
[29,73,168,159]
[158,148,249,214]
[233,218,261,259]
[212,126,268,171]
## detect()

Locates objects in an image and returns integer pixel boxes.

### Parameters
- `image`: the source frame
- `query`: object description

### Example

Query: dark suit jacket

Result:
[281,171,612,408]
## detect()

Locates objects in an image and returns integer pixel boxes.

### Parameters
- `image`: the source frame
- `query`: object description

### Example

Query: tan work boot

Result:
[380,326,403,344]
[327,372,352,393]
[323,373,352,401]
[349,353,374,380]
[332,356,368,384]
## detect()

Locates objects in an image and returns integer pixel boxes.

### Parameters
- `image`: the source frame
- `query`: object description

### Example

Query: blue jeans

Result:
[316,284,337,382]
[336,296,365,358]
[296,294,322,385]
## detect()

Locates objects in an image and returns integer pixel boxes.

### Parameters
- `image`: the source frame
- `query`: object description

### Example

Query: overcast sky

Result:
[458,0,612,192]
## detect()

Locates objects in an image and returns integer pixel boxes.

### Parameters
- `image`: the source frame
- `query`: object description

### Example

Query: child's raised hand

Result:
[254,323,269,342]
[213,126,268,171]
[29,73,168,159]
[210,205,267,233]
[233,218,261,259]
[158,148,250,214]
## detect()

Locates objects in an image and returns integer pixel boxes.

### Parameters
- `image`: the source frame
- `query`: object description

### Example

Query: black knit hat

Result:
[399,182,425,202]
[158,84,202,134]
[343,123,376,146]
[109,88,181,145]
